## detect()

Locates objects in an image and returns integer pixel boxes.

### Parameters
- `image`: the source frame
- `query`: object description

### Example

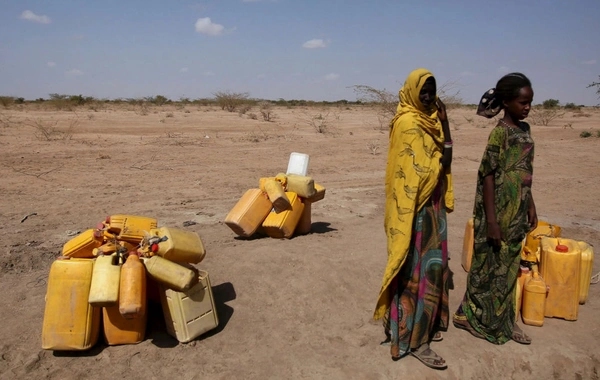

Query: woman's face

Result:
[419,78,436,110]
[504,86,534,120]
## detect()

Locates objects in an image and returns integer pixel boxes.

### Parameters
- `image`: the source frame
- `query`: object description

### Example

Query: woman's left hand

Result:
[436,98,448,123]
[528,208,538,231]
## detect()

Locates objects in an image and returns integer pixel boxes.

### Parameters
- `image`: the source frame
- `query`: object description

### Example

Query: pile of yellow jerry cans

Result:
[462,219,594,327]
[42,215,218,351]
[225,172,326,239]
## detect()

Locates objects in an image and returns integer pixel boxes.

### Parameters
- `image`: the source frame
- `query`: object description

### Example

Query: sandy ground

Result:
[1,103,599,379]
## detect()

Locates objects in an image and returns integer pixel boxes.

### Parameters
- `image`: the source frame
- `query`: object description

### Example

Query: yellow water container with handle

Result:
[285,174,316,198]
[143,256,197,292]
[105,214,158,244]
[521,220,562,263]
[262,192,304,239]
[224,189,273,237]
[577,241,594,304]
[521,266,547,327]
[147,227,206,264]
[119,253,147,319]
[159,270,219,343]
[88,253,121,307]
[514,265,531,322]
[42,257,101,350]
[295,200,312,235]
[305,183,326,203]
[62,229,104,258]
[264,178,291,213]
[102,305,146,345]
[539,237,581,320]
[461,218,474,272]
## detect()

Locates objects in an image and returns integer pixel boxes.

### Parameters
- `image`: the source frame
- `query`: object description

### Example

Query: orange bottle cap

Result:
[556,244,568,252]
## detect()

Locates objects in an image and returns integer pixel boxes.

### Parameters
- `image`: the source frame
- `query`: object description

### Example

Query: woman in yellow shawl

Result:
[374,68,454,370]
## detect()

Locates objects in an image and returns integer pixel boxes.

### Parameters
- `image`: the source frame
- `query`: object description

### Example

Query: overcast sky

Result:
[1,0,599,105]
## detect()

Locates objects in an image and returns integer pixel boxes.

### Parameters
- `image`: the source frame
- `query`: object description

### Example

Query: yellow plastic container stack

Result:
[461,218,474,272]
[62,229,104,258]
[539,237,581,320]
[88,253,121,307]
[577,241,594,304]
[42,257,101,350]
[159,270,219,343]
[262,192,304,239]
[148,227,206,264]
[224,188,273,237]
[521,266,547,327]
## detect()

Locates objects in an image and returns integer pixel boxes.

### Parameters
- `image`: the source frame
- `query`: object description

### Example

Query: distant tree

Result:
[350,85,397,118]
[542,99,560,109]
[564,102,579,110]
[588,75,600,100]
[213,90,250,112]
[0,96,14,107]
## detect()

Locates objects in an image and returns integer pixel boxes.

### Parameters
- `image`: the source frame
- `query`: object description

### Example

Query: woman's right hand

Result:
[487,220,505,247]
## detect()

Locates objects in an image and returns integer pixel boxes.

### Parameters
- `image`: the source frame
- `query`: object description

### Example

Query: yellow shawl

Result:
[373,68,454,320]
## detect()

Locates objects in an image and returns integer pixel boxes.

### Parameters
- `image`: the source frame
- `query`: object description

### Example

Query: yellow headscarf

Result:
[373,68,454,320]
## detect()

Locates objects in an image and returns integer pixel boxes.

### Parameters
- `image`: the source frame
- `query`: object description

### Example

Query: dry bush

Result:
[366,140,381,155]
[572,110,591,118]
[243,127,270,143]
[437,80,464,109]
[0,96,15,108]
[24,117,79,141]
[237,104,252,116]
[301,111,333,134]
[528,108,565,126]
[213,90,250,112]
[350,85,396,120]
[259,101,275,122]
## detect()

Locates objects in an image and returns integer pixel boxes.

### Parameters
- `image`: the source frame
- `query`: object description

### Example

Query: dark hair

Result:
[495,73,532,103]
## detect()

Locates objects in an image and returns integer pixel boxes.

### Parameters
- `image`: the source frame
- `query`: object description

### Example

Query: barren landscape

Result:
[1,102,599,379]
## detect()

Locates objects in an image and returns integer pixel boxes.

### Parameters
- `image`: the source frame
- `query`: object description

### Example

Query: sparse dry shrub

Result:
[259,101,275,121]
[350,85,396,119]
[213,90,250,112]
[237,104,252,116]
[302,112,331,134]
[0,96,15,108]
[24,116,79,141]
[243,126,270,143]
[367,140,381,155]
[528,108,565,126]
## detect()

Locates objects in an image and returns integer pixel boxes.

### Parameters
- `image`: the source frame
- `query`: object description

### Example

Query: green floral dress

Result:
[462,121,534,344]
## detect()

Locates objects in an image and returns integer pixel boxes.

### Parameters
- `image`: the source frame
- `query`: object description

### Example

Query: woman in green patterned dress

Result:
[454,73,537,345]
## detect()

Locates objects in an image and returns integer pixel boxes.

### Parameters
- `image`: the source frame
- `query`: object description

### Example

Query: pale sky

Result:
[1,0,599,105]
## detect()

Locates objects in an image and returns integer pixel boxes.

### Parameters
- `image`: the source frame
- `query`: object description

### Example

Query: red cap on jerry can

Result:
[556,244,568,253]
